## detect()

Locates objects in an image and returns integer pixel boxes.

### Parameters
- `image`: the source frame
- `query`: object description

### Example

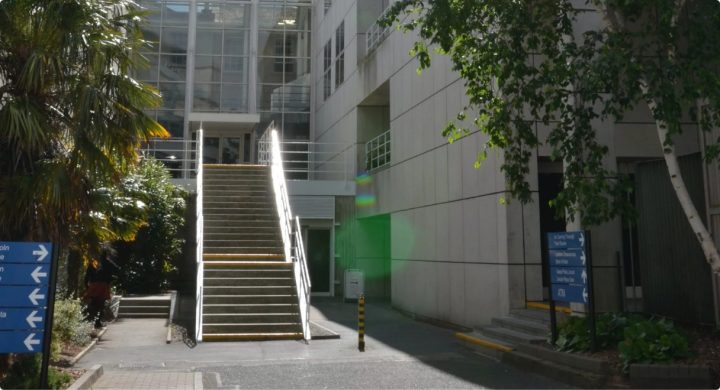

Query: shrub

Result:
[556,312,632,352]
[0,355,72,390]
[618,317,690,371]
[115,158,187,294]
[52,299,93,359]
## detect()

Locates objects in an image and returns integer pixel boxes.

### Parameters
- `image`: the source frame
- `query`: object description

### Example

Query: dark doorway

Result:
[538,173,566,290]
[308,229,331,293]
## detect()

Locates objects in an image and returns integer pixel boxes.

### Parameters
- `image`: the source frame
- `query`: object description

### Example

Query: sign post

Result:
[0,241,56,387]
[547,231,597,351]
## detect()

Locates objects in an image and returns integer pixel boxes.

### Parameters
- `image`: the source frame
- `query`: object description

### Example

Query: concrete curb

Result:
[68,327,108,366]
[67,364,103,390]
[502,350,607,388]
[515,344,609,374]
[629,363,714,389]
[455,332,513,353]
[194,372,203,390]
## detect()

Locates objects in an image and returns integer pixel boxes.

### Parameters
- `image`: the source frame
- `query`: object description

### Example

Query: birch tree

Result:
[383,0,720,271]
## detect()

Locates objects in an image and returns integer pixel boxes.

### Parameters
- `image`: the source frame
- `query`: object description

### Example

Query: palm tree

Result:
[0,0,169,246]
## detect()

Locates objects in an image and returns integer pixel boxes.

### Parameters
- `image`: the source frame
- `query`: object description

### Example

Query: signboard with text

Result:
[0,241,53,354]
[547,232,588,304]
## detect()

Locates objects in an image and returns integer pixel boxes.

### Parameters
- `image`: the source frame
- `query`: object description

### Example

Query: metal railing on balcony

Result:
[141,138,199,180]
[365,129,391,171]
[366,5,393,54]
[259,139,352,181]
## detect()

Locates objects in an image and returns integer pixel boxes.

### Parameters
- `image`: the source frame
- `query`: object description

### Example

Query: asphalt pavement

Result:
[76,298,569,389]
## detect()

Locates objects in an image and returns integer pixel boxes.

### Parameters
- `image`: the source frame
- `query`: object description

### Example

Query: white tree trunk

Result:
[644,91,720,273]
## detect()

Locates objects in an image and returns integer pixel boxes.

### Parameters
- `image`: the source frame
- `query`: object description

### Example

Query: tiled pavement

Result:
[92,371,200,389]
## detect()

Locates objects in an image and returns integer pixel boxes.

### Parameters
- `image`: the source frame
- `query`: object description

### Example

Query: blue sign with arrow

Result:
[0,242,51,263]
[549,248,586,267]
[0,330,44,353]
[552,284,588,304]
[0,285,49,307]
[0,264,50,285]
[548,232,585,250]
[551,266,587,285]
[0,308,45,330]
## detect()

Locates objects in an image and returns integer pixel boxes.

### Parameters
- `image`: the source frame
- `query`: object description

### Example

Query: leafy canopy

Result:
[383,0,720,226]
[0,0,168,243]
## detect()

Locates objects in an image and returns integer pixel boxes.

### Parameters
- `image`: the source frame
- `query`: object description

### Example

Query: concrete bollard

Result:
[358,294,365,352]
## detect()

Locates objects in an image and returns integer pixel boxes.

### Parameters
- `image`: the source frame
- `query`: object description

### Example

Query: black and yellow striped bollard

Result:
[358,294,365,352]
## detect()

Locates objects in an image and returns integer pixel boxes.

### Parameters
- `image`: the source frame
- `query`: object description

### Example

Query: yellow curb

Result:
[203,253,284,260]
[527,301,572,314]
[455,332,514,353]
[202,333,303,341]
[204,164,267,169]
[203,261,291,268]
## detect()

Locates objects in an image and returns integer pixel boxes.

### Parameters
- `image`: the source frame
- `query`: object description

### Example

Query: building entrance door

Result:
[306,228,331,295]
[203,133,252,164]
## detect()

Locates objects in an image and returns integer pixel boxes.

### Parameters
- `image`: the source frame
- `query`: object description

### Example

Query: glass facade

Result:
[136,0,311,141]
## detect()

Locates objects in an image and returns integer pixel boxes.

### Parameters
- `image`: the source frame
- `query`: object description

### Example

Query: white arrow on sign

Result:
[26,310,42,328]
[24,332,40,351]
[32,245,49,262]
[30,266,47,283]
[583,287,588,303]
[28,288,45,306]
[578,233,585,246]
[580,252,586,266]
[581,270,587,284]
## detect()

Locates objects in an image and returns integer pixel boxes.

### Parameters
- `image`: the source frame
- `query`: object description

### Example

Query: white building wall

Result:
[313,0,704,328]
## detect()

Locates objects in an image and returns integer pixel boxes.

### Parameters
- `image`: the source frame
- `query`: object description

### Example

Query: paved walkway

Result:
[77,299,568,389]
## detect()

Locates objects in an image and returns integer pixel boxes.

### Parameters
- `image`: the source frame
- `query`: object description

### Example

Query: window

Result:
[324,0,332,14]
[323,40,332,100]
[334,21,345,88]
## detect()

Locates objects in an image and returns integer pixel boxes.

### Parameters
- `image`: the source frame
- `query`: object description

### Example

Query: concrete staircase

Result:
[200,165,302,341]
[118,295,171,319]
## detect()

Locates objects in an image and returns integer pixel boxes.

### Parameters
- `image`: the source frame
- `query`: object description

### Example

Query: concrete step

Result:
[203,323,301,334]
[203,277,294,287]
[204,247,284,255]
[203,201,275,208]
[204,226,279,234]
[204,286,296,295]
[203,233,281,241]
[120,296,170,307]
[203,240,283,248]
[203,208,275,215]
[203,190,270,196]
[202,303,298,314]
[203,214,278,222]
[117,312,168,318]
[202,257,287,264]
[203,184,270,191]
[202,313,299,324]
[118,305,170,314]
[203,294,297,305]
[203,269,293,278]
[203,221,279,229]
[491,316,549,338]
[510,308,567,324]
[201,332,303,342]
[480,326,547,345]
[204,178,269,184]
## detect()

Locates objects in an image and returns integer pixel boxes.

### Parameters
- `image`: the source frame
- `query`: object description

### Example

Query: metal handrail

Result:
[261,124,311,341]
[141,138,199,179]
[365,129,391,171]
[366,5,392,54]
[258,139,351,181]
[194,129,204,342]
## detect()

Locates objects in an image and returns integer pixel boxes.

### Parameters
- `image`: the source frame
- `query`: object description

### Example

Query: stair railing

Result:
[195,128,204,342]
[266,127,312,341]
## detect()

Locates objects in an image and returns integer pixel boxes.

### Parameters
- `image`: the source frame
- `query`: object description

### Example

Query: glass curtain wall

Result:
[257,0,311,141]
[194,1,251,112]
[136,1,191,137]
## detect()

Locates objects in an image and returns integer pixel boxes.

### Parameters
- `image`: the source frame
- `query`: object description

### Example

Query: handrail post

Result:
[195,128,204,342]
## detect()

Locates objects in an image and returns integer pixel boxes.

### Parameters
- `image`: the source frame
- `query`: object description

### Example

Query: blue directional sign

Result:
[0,264,50,285]
[551,266,587,285]
[0,308,46,330]
[0,242,52,263]
[0,285,49,307]
[552,284,588,304]
[548,231,589,304]
[0,331,44,353]
[548,232,585,250]
[549,248,586,267]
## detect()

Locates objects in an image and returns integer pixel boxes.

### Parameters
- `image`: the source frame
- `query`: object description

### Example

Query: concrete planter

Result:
[629,363,714,389]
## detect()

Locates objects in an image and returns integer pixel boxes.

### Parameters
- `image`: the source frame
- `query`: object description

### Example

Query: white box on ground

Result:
[344,269,364,300]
